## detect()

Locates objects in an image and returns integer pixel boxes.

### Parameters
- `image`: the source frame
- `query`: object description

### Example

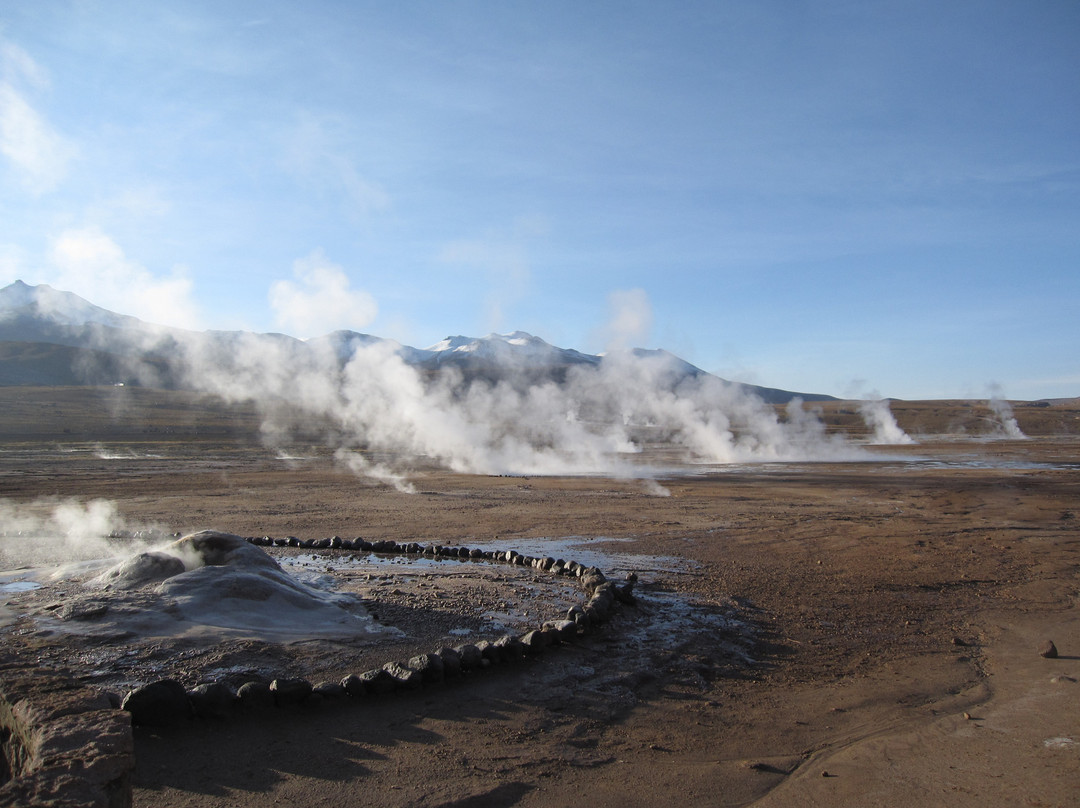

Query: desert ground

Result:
[1,388,1078,807]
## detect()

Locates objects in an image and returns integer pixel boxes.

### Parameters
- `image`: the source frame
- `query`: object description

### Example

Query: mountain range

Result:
[0,280,834,403]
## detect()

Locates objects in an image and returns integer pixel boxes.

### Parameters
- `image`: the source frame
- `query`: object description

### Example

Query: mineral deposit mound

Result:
[91,530,385,639]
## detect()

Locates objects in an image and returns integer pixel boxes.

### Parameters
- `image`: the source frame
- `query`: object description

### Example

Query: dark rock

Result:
[520,629,548,653]
[437,646,463,678]
[1040,640,1059,659]
[313,681,347,700]
[187,682,236,719]
[494,635,524,662]
[121,679,190,726]
[455,643,483,669]
[569,605,592,630]
[358,668,397,695]
[583,603,606,625]
[581,573,606,592]
[383,661,423,690]
[408,653,446,684]
[589,587,615,614]
[237,681,275,711]
[340,674,367,697]
[546,619,579,642]
[469,547,485,558]
[270,678,312,707]
[476,640,502,664]
[329,536,343,549]
[539,625,563,646]
[615,581,637,605]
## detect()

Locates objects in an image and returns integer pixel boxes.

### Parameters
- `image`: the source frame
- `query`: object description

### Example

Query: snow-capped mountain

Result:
[0,281,834,401]
[0,280,139,330]
[416,331,601,373]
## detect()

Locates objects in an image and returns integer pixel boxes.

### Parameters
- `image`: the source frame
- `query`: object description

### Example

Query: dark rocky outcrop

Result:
[236,681,275,711]
[270,678,312,707]
[187,682,236,720]
[121,679,190,727]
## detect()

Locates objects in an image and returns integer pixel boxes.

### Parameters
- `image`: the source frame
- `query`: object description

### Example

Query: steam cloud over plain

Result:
[0,497,164,569]
[166,330,877,487]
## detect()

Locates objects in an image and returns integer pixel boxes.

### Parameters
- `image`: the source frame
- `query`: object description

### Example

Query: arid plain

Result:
[1,388,1078,807]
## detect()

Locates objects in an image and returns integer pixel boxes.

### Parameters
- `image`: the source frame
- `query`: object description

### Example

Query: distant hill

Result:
[0,280,835,403]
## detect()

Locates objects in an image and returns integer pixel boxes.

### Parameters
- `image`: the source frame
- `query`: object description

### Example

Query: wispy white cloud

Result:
[598,288,653,351]
[0,83,76,194]
[437,217,543,332]
[280,114,389,219]
[85,185,173,224]
[0,40,76,194]
[48,227,201,329]
[269,250,378,337]
[1,41,49,89]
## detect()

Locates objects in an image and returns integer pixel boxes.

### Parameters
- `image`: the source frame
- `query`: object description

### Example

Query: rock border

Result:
[120,535,638,727]
[0,535,638,807]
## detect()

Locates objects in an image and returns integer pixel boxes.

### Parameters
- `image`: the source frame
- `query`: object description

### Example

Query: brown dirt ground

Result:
[1,390,1078,807]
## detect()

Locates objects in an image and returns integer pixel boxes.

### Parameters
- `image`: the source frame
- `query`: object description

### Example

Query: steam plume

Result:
[987,386,1025,438]
[166,334,867,487]
[858,397,915,445]
[0,497,163,569]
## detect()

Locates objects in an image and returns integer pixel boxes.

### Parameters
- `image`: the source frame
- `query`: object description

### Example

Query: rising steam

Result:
[858,397,915,445]
[165,334,868,486]
[51,277,885,487]
[0,497,164,569]
[987,387,1025,438]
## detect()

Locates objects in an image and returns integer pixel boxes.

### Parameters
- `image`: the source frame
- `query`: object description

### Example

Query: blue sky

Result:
[1,0,1077,400]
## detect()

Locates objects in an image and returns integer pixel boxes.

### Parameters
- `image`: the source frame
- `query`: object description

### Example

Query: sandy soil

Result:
[1,398,1078,807]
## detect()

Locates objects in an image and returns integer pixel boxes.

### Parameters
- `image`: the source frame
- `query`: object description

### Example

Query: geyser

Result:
[90,531,385,639]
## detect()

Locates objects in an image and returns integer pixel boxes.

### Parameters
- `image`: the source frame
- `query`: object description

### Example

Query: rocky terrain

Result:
[1,389,1078,806]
